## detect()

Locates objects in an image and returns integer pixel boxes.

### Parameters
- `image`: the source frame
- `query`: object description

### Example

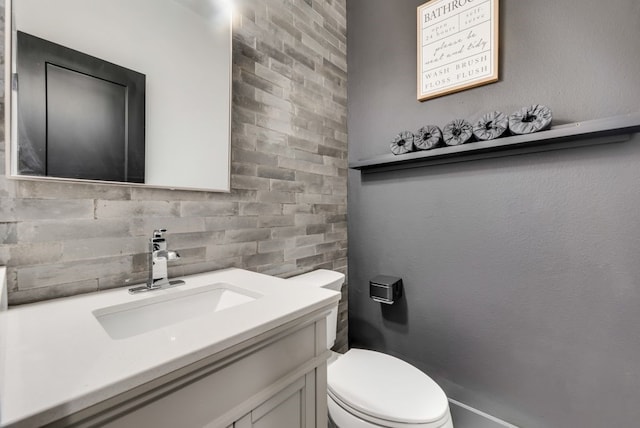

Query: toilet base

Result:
[328,394,454,428]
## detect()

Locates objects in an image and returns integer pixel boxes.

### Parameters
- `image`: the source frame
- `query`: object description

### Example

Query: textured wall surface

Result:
[0,0,348,350]
[348,0,640,426]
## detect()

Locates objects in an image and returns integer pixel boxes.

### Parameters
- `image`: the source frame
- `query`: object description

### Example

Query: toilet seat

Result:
[328,349,450,427]
[328,394,453,428]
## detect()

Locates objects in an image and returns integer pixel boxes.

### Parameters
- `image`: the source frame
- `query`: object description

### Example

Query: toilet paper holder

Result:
[370,275,402,304]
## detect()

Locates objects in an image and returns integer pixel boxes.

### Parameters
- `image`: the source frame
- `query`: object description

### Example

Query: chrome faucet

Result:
[129,229,185,294]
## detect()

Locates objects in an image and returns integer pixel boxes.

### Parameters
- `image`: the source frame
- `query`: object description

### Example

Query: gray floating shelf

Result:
[349,113,640,173]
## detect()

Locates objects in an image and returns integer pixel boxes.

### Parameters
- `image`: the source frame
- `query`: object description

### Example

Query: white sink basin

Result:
[93,283,261,339]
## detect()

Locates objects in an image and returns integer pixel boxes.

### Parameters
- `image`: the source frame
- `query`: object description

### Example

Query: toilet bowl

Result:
[288,270,454,428]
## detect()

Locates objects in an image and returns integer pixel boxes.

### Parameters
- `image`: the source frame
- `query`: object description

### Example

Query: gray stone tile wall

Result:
[0,0,347,351]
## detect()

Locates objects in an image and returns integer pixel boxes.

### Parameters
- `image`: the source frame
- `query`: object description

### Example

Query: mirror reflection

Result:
[8,0,232,191]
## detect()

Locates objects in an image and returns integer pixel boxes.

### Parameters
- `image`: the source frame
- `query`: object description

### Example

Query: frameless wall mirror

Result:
[5,0,232,192]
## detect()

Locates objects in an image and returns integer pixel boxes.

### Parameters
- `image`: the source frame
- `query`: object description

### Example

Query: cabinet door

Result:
[235,372,316,428]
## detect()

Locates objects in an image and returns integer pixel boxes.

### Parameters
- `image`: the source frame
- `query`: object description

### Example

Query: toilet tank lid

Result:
[287,269,345,291]
[328,349,449,424]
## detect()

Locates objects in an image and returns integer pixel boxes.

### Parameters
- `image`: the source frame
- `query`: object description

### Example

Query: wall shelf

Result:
[349,113,640,173]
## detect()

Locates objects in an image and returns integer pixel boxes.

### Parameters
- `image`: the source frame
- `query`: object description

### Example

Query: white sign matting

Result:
[417,0,499,101]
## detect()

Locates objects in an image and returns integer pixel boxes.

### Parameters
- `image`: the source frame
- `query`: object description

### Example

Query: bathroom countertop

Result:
[0,268,340,427]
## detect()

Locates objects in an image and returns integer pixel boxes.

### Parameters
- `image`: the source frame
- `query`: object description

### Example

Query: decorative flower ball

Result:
[390,131,415,155]
[473,111,509,141]
[415,125,443,150]
[509,105,552,135]
[443,119,474,146]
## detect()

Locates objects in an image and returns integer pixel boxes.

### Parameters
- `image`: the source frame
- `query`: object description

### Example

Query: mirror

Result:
[5,0,232,192]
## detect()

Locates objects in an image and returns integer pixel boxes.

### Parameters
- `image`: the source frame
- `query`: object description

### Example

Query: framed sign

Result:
[417,0,499,101]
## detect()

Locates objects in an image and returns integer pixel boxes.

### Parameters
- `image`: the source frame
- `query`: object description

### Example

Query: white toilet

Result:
[288,270,454,428]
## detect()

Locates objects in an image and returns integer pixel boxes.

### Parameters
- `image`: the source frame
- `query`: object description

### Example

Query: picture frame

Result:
[417,0,499,101]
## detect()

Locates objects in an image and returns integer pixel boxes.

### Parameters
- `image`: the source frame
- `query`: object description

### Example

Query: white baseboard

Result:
[449,398,519,428]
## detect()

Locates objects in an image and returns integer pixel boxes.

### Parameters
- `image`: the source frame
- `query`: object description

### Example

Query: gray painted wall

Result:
[0,0,348,350]
[347,0,640,426]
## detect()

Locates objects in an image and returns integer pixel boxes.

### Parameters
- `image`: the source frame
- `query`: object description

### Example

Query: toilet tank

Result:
[287,269,344,350]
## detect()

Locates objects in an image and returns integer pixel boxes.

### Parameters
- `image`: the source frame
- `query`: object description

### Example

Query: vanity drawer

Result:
[99,322,322,428]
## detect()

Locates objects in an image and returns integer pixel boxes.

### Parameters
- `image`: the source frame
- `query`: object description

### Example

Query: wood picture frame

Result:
[417,0,499,101]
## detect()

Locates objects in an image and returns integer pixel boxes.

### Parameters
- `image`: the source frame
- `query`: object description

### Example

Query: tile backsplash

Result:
[0,0,347,349]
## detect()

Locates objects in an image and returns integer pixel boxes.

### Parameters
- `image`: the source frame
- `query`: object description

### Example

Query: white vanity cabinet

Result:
[53,312,329,428]
[1,269,339,428]
[231,371,317,428]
